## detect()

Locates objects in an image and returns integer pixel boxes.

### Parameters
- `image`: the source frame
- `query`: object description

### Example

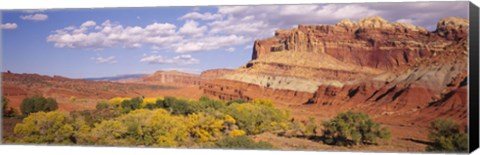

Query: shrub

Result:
[69,96,76,102]
[304,117,318,137]
[186,113,225,145]
[96,101,110,110]
[114,109,190,147]
[140,97,159,109]
[76,106,121,127]
[91,119,129,146]
[426,119,468,152]
[223,101,291,135]
[229,129,246,137]
[321,111,390,146]
[170,99,196,115]
[2,96,17,117]
[198,97,226,111]
[20,95,58,116]
[158,96,176,109]
[13,111,76,144]
[226,98,247,105]
[120,97,142,113]
[215,136,273,149]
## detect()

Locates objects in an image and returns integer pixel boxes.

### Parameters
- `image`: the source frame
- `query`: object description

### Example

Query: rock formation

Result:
[130,70,202,86]
[201,16,469,127]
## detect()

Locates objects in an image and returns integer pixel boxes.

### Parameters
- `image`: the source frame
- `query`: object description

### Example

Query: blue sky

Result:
[1,2,468,78]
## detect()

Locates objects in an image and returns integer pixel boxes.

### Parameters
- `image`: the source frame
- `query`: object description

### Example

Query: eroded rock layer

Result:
[201,16,469,127]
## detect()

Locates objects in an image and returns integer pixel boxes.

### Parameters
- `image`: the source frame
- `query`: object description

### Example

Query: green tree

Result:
[426,119,468,152]
[20,95,58,116]
[321,111,390,146]
[170,99,196,115]
[2,96,17,117]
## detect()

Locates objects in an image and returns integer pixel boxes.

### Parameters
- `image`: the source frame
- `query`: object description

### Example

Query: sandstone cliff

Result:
[128,70,202,86]
[201,16,469,127]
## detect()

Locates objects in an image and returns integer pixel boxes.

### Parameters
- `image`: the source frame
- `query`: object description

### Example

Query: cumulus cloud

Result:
[48,20,250,53]
[178,12,223,21]
[91,56,117,64]
[81,20,96,27]
[140,54,199,65]
[47,20,182,49]
[20,13,48,21]
[1,23,18,30]
[178,20,207,37]
[173,35,249,53]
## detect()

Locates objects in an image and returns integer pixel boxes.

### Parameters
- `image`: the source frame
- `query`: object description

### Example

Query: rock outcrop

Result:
[131,70,202,86]
[201,16,469,127]
[200,69,235,80]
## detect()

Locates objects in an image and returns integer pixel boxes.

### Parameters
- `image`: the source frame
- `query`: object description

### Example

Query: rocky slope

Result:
[124,70,202,86]
[201,16,469,127]
[200,69,235,80]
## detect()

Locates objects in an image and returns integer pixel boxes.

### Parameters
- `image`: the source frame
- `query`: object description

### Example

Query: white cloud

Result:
[173,35,249,53]
[81,20,96,28]
[226,47,235,52]
[178,20,207,37]
[47,20,182,49]
[20,13,48,21]
[0,23,18,30]
[179,12,223,21]
[91,56,117,64]
[140,54,199,65]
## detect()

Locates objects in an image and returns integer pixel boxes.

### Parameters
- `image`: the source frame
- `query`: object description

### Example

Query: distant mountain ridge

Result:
[83,74,148,81]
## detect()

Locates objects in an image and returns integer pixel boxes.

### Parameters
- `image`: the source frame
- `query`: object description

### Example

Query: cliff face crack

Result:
[374,86,397,102]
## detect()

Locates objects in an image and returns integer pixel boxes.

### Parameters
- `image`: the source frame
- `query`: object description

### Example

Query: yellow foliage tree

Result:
[13,111,75,144]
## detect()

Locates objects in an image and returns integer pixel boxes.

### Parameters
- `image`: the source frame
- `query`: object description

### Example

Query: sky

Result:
[0,1,469,79]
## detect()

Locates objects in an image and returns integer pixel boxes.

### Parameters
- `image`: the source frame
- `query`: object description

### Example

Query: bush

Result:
[120,97,142,113]
[155,96,199,115]
[2,96,17,117]
[322,111,390,146]
[69,96,76,102]
[426,119,468,152]
[226,98,248,105]
[20,96,58,116]
[13,111,76,144]
[170,99,196,115]
[215,136,273,149]
[222,101,291,135]
[303,117,318,137]
[96,101,109,110]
